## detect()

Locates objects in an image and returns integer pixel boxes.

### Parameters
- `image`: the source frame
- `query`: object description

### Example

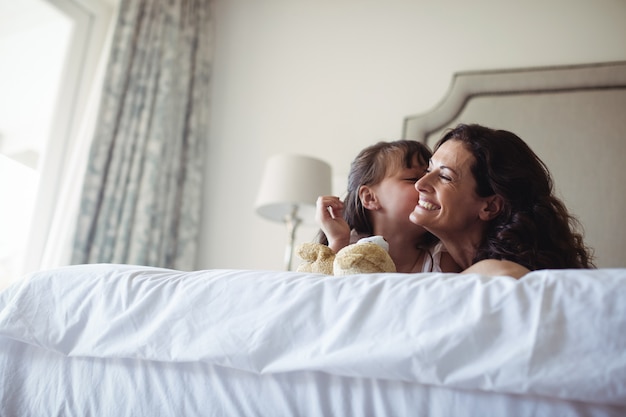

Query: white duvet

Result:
[1,264,625,416]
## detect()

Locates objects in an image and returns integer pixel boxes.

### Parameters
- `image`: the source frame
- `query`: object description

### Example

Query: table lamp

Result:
[255,154,332,270]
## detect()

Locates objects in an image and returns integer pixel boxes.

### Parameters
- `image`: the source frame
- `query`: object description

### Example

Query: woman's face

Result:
[409,140,489,238]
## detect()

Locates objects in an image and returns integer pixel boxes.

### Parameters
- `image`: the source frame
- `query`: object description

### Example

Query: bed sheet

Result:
[1,264,625,416]
[2,337,624,417]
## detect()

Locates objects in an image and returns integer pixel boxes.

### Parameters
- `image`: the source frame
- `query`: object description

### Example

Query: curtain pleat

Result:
[71,0,213,270]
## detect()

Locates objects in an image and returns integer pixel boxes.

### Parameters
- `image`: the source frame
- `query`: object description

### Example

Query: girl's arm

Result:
[316,196,351,253]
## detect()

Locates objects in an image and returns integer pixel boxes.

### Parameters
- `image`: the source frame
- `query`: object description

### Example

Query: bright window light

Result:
[0,0,72,288]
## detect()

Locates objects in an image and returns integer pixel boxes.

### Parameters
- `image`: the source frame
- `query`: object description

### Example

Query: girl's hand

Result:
[316,196,350,253]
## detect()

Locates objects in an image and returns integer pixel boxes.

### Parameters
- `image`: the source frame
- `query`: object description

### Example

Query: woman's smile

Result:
[417,199,440,211]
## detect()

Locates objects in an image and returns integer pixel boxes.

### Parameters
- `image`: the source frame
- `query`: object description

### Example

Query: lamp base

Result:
[284,205,302,271]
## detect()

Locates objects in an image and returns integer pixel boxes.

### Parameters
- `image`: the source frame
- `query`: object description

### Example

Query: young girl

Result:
[316,140,459,273]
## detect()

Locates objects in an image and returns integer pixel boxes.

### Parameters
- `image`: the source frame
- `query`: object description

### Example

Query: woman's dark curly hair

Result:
[436,124,594,270]
[318,140,436,249]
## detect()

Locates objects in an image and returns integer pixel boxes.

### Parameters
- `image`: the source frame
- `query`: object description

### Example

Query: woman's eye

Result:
[439,174,452,182]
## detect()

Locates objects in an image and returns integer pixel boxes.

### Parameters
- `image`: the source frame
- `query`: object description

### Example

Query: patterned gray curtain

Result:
[71,0,213,270]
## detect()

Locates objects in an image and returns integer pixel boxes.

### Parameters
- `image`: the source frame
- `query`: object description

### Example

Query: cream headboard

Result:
[403,61,626,268]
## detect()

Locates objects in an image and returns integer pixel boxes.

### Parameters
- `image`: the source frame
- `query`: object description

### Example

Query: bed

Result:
[1,264,626,416]
[1,61,626,416]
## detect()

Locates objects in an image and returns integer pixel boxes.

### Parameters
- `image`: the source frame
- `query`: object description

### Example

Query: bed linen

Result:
[1,264,625,416]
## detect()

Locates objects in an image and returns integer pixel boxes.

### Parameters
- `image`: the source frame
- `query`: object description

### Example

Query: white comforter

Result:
[1,264,625,416]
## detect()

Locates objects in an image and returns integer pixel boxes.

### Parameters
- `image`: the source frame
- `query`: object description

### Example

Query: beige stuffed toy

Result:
[296,236,396,276]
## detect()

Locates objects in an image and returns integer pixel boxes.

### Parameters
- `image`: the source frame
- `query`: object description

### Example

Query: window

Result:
[0,0,114,288]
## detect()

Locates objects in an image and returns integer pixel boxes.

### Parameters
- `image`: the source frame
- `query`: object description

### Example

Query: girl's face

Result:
[369,157,427,229]
[409,140,488,237]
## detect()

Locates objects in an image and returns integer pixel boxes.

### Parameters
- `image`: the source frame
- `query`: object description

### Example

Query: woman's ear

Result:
[478,194,504,221]
[359,185,379,210]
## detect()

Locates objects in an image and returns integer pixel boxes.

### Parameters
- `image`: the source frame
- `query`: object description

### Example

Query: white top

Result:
[421,241,445,273]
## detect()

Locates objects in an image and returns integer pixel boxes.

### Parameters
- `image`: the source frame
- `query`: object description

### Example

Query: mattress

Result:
[1,264,625,416]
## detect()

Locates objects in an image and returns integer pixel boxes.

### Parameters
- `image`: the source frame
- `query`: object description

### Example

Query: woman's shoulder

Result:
[462,259,530,279]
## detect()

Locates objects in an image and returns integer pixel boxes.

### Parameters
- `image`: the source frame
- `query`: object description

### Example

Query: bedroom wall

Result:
[198,0,626,271]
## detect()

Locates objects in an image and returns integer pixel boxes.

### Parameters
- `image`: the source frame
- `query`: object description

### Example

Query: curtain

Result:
[71,0,213,270]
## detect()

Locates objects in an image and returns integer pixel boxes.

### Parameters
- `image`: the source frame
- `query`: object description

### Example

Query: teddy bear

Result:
[296,235,396,276]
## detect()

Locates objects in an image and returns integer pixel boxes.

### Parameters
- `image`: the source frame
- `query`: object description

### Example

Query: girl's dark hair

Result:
[436,124,594,269]
[318,140,436,249]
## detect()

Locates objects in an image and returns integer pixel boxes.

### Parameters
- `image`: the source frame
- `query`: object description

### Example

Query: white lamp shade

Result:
[255,154,332,225]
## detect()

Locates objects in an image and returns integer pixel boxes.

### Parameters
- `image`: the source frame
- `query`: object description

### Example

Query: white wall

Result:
[198,0,626,271]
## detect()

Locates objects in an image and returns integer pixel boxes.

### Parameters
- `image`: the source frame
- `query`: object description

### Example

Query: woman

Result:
[317,140,459,273]
[410,124,594,278]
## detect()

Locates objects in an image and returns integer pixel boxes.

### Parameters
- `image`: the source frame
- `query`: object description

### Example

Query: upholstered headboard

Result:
[403,61,626,267]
